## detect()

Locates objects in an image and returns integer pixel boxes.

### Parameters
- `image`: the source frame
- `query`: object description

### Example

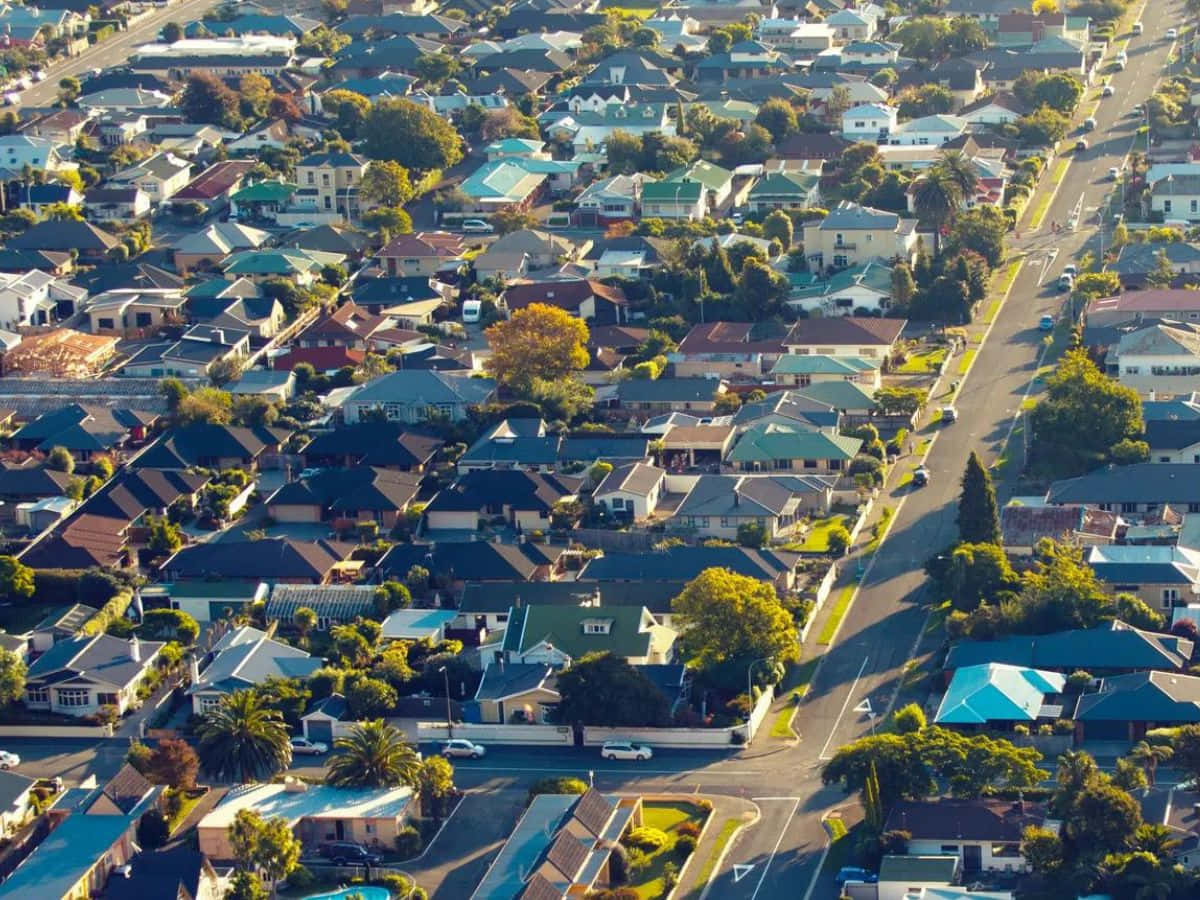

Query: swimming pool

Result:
[302,887,390,900]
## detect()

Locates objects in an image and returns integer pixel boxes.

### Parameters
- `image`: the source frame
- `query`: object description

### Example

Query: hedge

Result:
[79,589,134,636]
[33,568,127,607]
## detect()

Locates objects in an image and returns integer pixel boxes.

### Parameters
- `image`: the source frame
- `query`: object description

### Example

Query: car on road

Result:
[913,466,930,487]
[1133,21,1143,34]
[442,739,486,759]
[1063,264,1078,277]
[940,406,957,424]
[2,93,17,106]
[1168,27,1179,39]
[462,298,482,323]
[835,867,877,887]
[1075,138,1088,151]
[290,737,327,755]
[460,219,494,233]
[31,70,44,82]
[1083,117,1097,130]
[319,842,381,866]
[1101,84,1115,97]
[601,740,653,761]
[1108,166,1122,180]
[1058,273,1074,291]
[0,751,19,769]
[1040,314,1056,331]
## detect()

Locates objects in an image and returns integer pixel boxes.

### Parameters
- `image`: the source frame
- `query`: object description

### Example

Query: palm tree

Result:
[931,152,979,205]
[326,720,421,789]
[196,689,292,783]
[911,170,961,236]
[1133,823,1181,858]
[1128,741,1174,787]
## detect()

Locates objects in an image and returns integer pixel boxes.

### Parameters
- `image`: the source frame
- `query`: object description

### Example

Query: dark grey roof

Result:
[1075,670,1200,722]
[304,692,349,719]
[426,470,580,514]
[0,770,34,814]
[379,541,562,582]
[26,634,164,689]
[301,422,442,468]
[474,662,556,700]
[458,580,687,616]
[164,538,352,580]
[1047,463,1200,505]
[268,466,420,513]
[884,798,1048,842]
[578,546,798,582]
[133,423,290,469]
[944,620,1193,672]
[617,377,723,403]
[1113,241,1200,277]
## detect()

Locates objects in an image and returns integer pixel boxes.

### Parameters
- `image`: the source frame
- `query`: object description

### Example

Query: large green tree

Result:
[196,689,292,783]
[180,72,241,129]
[671,567,800,670]
[0,555,33,601]
[228,809,301,894]
[945,205,1007,267]
[326,719,421,789]
[0,648,25,706]
[361,98,464,171]
[555,651,670,727]
[957,451,1001,544]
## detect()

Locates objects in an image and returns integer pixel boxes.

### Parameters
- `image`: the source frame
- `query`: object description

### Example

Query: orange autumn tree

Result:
[484,302,589,391]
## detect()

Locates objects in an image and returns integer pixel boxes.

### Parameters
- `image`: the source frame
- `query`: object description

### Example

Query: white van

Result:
[462,299,482,323]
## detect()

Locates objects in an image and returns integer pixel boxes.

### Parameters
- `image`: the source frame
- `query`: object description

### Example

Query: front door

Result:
[335,820,345,841]
[963,845,982,873]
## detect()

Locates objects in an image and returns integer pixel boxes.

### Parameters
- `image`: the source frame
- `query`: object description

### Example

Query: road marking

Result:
[752,796,806,801]
[454,766,764,776]
[733,864,755,882]
[749,798,801,900]
[819,656,870,761]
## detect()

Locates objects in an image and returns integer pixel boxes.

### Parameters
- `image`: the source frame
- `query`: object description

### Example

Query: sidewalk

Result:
[677,794,759,900]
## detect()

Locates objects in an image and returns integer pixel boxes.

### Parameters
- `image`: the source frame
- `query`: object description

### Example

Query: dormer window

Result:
[582,618,613,635]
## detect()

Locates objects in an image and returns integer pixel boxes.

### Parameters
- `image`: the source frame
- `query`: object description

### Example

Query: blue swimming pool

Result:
[303,887,390,900]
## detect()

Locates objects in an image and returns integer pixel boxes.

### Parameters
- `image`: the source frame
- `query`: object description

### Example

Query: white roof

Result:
[380,608,458,640]
[200,781,414,830]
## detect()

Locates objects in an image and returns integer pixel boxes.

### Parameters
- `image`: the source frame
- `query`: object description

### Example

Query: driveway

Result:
[406,789,525,900]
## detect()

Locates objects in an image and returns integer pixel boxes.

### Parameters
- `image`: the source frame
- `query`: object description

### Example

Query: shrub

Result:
[1038,723,1054,735]
[1013,723,1030,736]
[526,776,587,806]
[624,826,670,852]
[1053,718,1075,735]
[373,874,413,893]
[892,703,926,734]
[1066,670,1093,689]
[625,847,650,876]
[136,809,169,848]
[675,833,698,858]
[695,798,713,812]
[677,821,702,839]
[395,824,422,858]
[126,739,153,774]
[286,866,315,891]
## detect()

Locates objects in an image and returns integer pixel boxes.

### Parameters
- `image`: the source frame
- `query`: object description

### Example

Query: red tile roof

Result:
[274,346,366,371]
[175,160,256,201]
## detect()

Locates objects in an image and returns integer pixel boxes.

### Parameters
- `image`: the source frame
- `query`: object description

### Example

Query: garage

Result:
[305,717,334,743]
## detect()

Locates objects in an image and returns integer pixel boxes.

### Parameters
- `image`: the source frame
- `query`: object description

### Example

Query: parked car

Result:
[460,219,494,233]
[319,842,381,865]
[601,740,653,761]
[290,737,328,755]
[1101,84,1115,97]
[1058,273,1075,291]
[1083,117,1097,130]
[442,739,486,759]
[835,867,878,887]
[1063,264,1078,277]
[1108,166,1122,180]
[1040,314,1056,331]
[0,751,19,769]
[1133,21,1143,34]
[1075,138,1088,151]
[462,299,482,323]
[940,406,957,424]
[912,466,930,487]
[1168,27,1178,39]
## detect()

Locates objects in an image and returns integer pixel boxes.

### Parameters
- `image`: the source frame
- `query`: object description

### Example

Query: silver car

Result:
[601,740,653,761]
[442,739,486,759]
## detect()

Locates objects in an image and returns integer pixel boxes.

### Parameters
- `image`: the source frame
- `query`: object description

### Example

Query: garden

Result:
[619,800,710,899]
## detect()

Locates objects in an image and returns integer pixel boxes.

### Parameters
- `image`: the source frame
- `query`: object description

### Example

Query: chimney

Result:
[129,635,141,662]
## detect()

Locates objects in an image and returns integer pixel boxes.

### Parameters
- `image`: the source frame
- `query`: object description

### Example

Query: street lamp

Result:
[438,665,452,739]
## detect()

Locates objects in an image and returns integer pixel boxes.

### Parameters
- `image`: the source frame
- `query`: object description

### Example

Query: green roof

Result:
[749,171,819,199]
[791,380,877,410]
[789,261,893,300]
[877,855,960,884]
[728,423,861,463]
[770,355,879,376]
[501,604,665,661]
[231,181,297,203]
[642,181,703,203]
[663,159,733,193]
[223,248,342,275]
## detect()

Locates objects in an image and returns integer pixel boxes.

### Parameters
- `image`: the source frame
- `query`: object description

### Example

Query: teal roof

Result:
[484,138,546,154]
[0,813,131,898]
[500,603,665,661]
[935,663,1065,725]
[460,159,547,203]
[790,260,893,299]
[223,248,341,276]
[230,181,297,203]
[770,355,879,376]
[664,159,733,193]
[728,423,862,463]
[749,171,819,199]
[791,380,877,410]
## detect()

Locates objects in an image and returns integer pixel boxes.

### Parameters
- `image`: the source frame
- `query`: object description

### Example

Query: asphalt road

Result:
[13,0,218,110]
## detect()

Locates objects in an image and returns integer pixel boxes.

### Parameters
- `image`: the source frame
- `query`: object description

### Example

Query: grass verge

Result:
[956,348,977,376]
[631,802,708,899]
[1026,158,1071,230]
[817,585,856,645]
[820,817,855,876]
[864,506,893,553]
[769,657,821,738]
[685,817,743,898]
[167,789,204,835]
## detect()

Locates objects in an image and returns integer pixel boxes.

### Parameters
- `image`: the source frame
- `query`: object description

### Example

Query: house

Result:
[25,634,164,718]
[890,114,968,146]
[746,170,821,215]
[188,291,286,340]
[86,289,186,335]
[221,248,345,286]
[229,178,298,223]
[472,662,560,724]
[826,6,879,41]
[662,159,734,213]
[340,370,496,424]
[769,353,881,389]
[875,856,967,900]
[884,798,1053,874]
[639,179,706,221]
[0,269,85,331]
[672,473,834,540]
[472,790,639,899]
[728,422,861,474]
[424,469,581,532]
[1075,670,1200,742]
[130,35,295,79]
[659,425,737,469]
[1084,544,1200,614]
[1047,463,1200,516]
[121,324,251,379]
[614,377,727,414]
[960,91,1028,126]
[456,581,686,636]
[802,201,919,270]
[264,584,381,632]
[299,422,440,472]
[593,462,665,520]
[1000,504,1119,554]
[30,603,97,653]
[572,173,650,226]
[84,187,150,223]
[1110,322,1200,398]
[189,625,322,713]
[11,403,155,460]
[267,467,421,528]
[670,320,785,379]
[229,369,296,402]
[377,231,466,277]
[161,538,355,585]
[0,460,73,524]
[378,540,565,586]
[109,153,192,203]
[3,328,116,377]
[1109,244,1200,288]
[294,151,369,221]
[486,229,585,270]
[841,102,897,142]
[164,580,266,624]
[787,259,893,316]
[458,418,560,472]
[0,135,73,173]
[502,278,627,325]
[696,40,790,83]
[934,663,1066,728]
[172,159,257,208]
[0,771,36,839]
[7,220,119,261]
[13,182,84,218]
[285,224,371,261]
[499,603,676,667]
[198,782,414,860]
[578,544,800,591]
[297,301,388,351]
[783,314,905,359]
[943,620,1194,678]
[172,223,272,275]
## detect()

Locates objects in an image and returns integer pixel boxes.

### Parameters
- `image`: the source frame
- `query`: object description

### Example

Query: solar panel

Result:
[572,788,613,836]
[545,831,589,881]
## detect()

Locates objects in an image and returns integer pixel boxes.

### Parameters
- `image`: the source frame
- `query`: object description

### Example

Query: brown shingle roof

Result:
[378,231,465,259]
[783,317,905,347]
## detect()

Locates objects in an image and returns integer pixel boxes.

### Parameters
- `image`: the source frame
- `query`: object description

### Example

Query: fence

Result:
[0,724,112,738]
[416,722,574,746]
[845,499,874,546]
[798,563,839,643]
[570,528,658,552]
[584,687,774,748]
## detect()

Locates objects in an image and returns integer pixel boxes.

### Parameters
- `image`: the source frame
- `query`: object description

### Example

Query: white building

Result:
[841,103,897,142]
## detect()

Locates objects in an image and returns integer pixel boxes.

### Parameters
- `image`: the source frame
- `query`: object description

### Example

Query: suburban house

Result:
[472,662,560,724]
[172,223,272,275]
[378,540,566,588]
[801,201,919,270]
[455,581,686,636]
[883,798,1051,874]
[1000,503,1119,554]
[746,170,822,215]
[294,151,369,221]
[671,473,835,540]
[593,462,666,521]
[25,634,164,718]
[109,152,193,203]
[1074,670,1200,742]
[769,353,881,389]
[266,584,378,631]
[1150,174,1200,222]
[423,469,581,532]
[266,466,422,528]
[1109,245,1200,288]
[728,423,861,473]
[84,187,151,223]
[134,423,288,470]
[502,278,628,325]
[0,771,36,839]
[934,663,1066,729]
[640,179,706,221]
[497,603,677,667]
[1146,416,1200,464]
[301,422,442,471]
[1046,463,1200,516]
[578,545,801,592]
[1084,544,1200,614]
[339,370,497,424]
[1109,322,1200,398]
[787,260,894,316]
[189,624,323,713]
[614,377,728,414]
[782,315,906,359]
[86,289,187,335]
[161,538,355,585]
[573,173,651,226]
[841,102,897,142]
[30,603,96,653]
[11,402,156,460]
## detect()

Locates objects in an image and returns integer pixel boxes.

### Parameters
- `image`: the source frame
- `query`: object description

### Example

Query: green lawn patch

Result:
[769,657,820,739]
[797,514,848,552]
[897,347,947,374]
[629,801,708,899]
[167,789,204,835]
[684,817,742,899]
[957,348,977,376]
[865,506,893,553]
[817,585,856,645]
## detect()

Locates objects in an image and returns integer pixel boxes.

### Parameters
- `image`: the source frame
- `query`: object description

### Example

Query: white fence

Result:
[799,563,839,643]
[582,686,775,748]
[0,724,112,738]
[417,722,574,745]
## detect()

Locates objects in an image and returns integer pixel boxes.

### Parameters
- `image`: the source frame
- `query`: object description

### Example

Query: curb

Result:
[696,801,762,900]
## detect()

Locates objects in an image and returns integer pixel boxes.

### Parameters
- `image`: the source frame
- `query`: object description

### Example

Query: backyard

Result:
[792,513,849,552]
[896,346,947,374]
[627,801,709,899]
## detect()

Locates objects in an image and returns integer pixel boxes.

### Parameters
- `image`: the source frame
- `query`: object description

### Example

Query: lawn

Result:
[956,348,977,376]
[167,789,204,835]
[629,801,709,899]
[896,347,947,374]
[817,584,856,645]
[684,817,742,899]
[820,817,856,876]
[769,657,821,738]
[797,514,848,552]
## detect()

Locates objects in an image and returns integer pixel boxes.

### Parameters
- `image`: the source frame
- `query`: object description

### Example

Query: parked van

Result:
[462,299,483,323]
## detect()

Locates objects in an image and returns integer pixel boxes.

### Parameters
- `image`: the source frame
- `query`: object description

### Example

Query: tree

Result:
[414,52,461,85]
[181,72,241,129]
[323,89,371,140]
[526,377,595,422]
[898,85,954,120]
[225,870,268,900]
[935,541,1021,612]
[1023,826,1064,878]
[1146,249,1176,288]
[1111,755,1149,791]
[754,98,798,143]
[737,258,789,319]
[140,608,199,644]
[892,703,926,734]
[891,263,917,311]
[1029,349,1143,475]
[1032,73,1083,115]
[196,689,292,783]
[161,377,188,412]
[556,651,670,727]
[671,568,800,670]
[484,303,589,390]
[0,555,34,602]
[762,210,793,251]
[359,160,414,209]
[363,205,412,238]
[945,206,1008,268]
[346,676,398,718]
[1173,725,1200,783]
[229,809,301,894]
[0,648,25,706]
[1017,105,1070,147]
[57,75,80,105]
[957,451,1001,544]
[827,525,851,556]
[1128,741,1174,787]
[1073,271,1121,299]
[1068,781,1142,857]
[361,98,463,171]
[238,73,273,120]
[326,719,421,788]
[490,205,539,235]
[146,514,183,556]
[161,21,183,42]
[911,169,961,230]
[417,755,456,820]
[46,445,74,473]
[1032,0,1058,11]
[176,387,233,426]
[148,737,199,789]
[874,386,927,416]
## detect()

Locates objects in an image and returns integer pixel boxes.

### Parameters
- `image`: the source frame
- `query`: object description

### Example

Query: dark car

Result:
[319,842,382,865]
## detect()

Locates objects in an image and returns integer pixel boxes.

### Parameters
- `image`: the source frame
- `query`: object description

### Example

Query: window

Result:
[584,623,607,634]
[803,459,818,469]
[833,255,848,268]
[324,196,332,209]
[610,497,625,510]
[1124,366,1139,375]
[1192,200,1198,213]
[97,693,118,706]
[365,823,375,834]
[306,171,314,184]
[57,688,90,708]
[198,695,224,712]
[1165,200,1173,213]
[835,233,845,246]
[322,173,330,186]
[26,687,48,704]
[940,845,959,853]
[1163,588,1180,608]
[1121,502,1139,513]
[1161,456,1172,463]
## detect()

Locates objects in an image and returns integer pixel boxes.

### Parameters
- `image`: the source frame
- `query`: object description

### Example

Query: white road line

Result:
[752,796,807,801]
[818,656,870,762]
[749,798,802,900]
[454,766,764,776]
[800,827,833,900]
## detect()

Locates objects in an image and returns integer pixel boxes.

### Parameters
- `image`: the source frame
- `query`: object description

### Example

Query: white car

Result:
[289,737,328,756]
[0,751,20,769]
[460,219,494,233]
[442,739,486,759]
[1167,28,1179,39]
[601,740,653,761]
[1101,84,1115,97]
